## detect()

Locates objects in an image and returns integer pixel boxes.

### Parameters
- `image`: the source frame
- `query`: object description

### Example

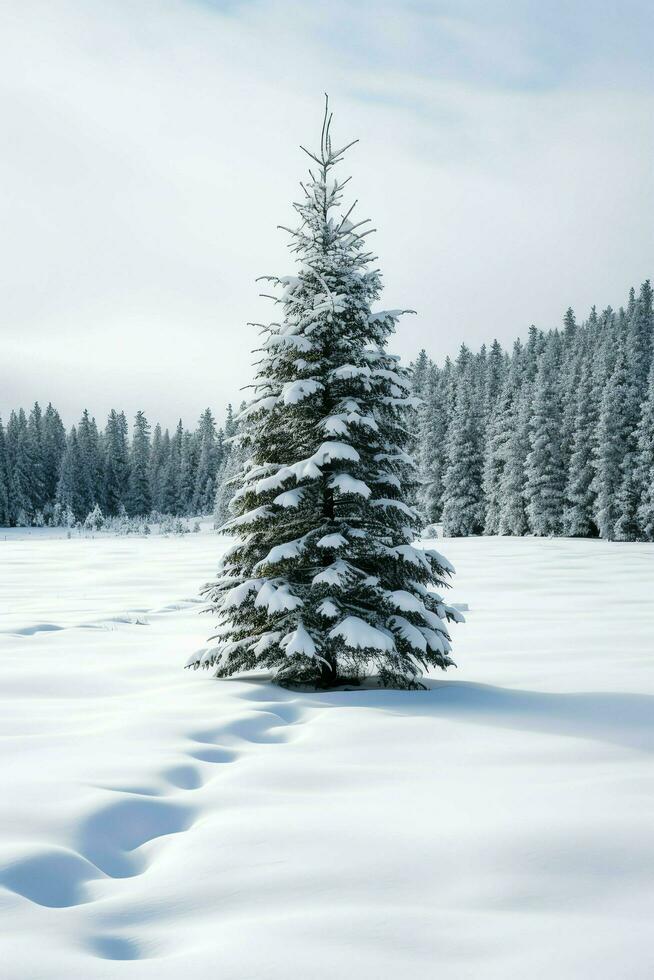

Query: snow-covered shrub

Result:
[84,504,105,531]
[159,515,175,535]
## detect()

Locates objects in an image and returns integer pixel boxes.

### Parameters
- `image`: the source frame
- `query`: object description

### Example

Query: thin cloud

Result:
[1,0,652,427]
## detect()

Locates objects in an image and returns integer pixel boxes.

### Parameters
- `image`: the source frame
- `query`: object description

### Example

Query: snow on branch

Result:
[328,616,395,653]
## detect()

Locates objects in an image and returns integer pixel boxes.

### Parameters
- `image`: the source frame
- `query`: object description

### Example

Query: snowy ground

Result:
[1,528,653,979]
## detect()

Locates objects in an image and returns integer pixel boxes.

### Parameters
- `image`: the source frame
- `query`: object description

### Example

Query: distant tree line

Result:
[4,280,652,540]
[0,403,238,527]
[412,280,654,541]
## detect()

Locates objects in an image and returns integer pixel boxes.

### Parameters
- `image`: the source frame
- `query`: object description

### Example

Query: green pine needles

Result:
[189,100,461,689]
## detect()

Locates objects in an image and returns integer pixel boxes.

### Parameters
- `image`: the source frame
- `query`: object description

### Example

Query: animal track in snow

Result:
[0,681,311,958]
[0,846,101,908]
[87,933,148,961]
[162,763,207,790]
[187,745,238,764]
[76,795,197,878]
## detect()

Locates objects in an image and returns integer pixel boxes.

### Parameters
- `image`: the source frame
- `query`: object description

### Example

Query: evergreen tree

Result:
[525,344,564,535]
[625,280,653,396]
[441,353,484,536]
[484,343,521,534]
[562,306,577,345]
[213,403,246,528]
[153,428,170,511]
[524,324,544,382]
[56,427,86,521]
[213,424,247,529]
[636,360,654,539]
[41,404,66,508]
[593,350,630,540]
[191,103,459,689]
[6,410,32,524]
[192,408,218,514]
[159,425,182,515]
[615,282,653,541]
[411,349,431,400]
[127,410,151,516]
[178,428,195,514]
[416,364,447,526]
[84,502,105,531]
[26,402,46,514]
[498,370,531,536]
[149,423,164,507]
[0,419,9,526]
[104,410,129,515]
[559,309,580,480]
[77,410,103,514]
[484,339,505,429]
[563,359,598,536]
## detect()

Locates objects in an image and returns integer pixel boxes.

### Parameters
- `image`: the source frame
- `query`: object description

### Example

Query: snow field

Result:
[1,529,653,978]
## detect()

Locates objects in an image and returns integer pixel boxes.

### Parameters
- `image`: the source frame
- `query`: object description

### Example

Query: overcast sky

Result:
[1,0,653,430]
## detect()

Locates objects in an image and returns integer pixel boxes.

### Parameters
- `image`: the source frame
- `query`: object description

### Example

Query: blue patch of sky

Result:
[192,0,653,92]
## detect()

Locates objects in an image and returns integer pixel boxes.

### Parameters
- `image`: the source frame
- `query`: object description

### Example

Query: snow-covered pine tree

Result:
[178,429,196,515]
[636,360,654,540]
[103,410,129,516]
[562,306,577,345]
[411,349,431,400]
[409,348,431,513]
[155,460,173,515]
[441,350,484,536]
[213,402,247,529]
[524,324,545,382]
[192,408,217,514]
[524,342,564,535]
[149,423,164,508]
[614,282,653,541]
[161,423,183,515]
[127,410,151,516]
[0,418,9,527]
[190,101,460,689]
[41,403,66,515]
[26,403,46,515]
[593,349,630,540]
[498,362,531,536]
[483,342,521,534]
[56,426,86,521]
[77,409,102,515]
[416,363,447,527]
[625,280,653,399]
[562,357,598,536]
[84,502,104,531]
[6,409,32,525]
[484,339,505,429]
[559,308,581,481]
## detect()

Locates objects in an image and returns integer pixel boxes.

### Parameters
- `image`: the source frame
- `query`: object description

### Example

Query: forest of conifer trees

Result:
[2,280,652,539]
[0,403,238,528]
[412,280,654,542]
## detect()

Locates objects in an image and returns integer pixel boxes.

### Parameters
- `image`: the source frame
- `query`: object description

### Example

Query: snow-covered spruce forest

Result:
[0,404,240,530]
[2,279,652,542]
[412,280,654,542]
